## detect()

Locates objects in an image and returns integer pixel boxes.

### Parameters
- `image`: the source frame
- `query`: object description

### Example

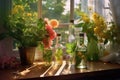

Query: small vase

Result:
[19,47,36,66]
[43,48,53,66]
[34,45,43,61]
[86,38,99,61]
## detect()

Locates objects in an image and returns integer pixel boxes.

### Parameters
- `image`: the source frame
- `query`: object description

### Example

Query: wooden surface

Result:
[0,61,120,80]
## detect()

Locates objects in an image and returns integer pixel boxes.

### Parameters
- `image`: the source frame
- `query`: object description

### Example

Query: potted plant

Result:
[0,4,47,65]
[75,12,108,61]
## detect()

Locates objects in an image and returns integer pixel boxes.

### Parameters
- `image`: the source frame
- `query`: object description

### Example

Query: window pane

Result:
[42,0,81,23]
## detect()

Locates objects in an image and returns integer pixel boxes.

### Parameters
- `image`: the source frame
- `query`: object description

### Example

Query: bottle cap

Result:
[57,33,61,36]
[70,20,74,23]
[79,33,84,37]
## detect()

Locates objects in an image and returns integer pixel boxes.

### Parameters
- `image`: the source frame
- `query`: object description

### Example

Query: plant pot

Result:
[19,47,36,66]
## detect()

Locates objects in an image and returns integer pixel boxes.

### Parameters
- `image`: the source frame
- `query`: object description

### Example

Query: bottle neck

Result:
[69,22,74,33]
[55,34,61,47]
[77,33,84,45]
[56,36,61,45]
[68,21,75,43]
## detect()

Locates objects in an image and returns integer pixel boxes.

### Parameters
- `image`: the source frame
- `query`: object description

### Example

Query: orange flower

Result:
[49,19,59,28]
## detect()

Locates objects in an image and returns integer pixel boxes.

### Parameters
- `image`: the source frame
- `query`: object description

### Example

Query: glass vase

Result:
[54,33,63,65]
[43,48,53,66]
[86,38,99,61]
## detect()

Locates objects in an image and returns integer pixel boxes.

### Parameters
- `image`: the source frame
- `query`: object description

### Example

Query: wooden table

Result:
[0,61,120,80]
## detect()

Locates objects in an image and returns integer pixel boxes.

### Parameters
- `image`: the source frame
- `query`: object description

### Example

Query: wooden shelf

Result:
[0,61,120,80]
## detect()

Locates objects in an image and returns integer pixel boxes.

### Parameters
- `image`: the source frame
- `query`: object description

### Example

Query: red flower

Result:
[46,24,56,40]
[42,19,57,48]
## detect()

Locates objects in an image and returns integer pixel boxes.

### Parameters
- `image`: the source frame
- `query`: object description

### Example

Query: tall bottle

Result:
[54,33,63,65]
[75,33,87,69]
[68,20,75,43]
[67,20,76,65]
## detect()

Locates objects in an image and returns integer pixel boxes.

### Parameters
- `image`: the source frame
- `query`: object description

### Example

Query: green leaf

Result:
[66,42,77,54]
[75,23,84,28]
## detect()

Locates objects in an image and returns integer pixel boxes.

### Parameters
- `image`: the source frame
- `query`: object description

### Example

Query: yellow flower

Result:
[82,16,90,23]
[12,5,24,14]
[88,6,93,11]
[81,13,90,23]
[77,11,110,44]
[92,12,99,20]
[12,9,18,14]
[33,12,37,17]
[94,27,102,35]
[26,13,32,17]
[18,5,24,11]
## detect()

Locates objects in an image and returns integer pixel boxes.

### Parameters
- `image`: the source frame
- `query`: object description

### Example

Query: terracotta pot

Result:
[19,47,36,66]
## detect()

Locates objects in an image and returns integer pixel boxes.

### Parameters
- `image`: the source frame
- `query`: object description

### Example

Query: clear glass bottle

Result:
[68,20,75,43]
[75,33,87,69]
[54,33,63,65]
[66,20,76,65]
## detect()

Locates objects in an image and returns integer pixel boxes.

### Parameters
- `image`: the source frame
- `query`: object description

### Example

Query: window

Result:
[38,0,81,45]
[12,0,81,49]
[38,0,81,23]
[103,0,113,23]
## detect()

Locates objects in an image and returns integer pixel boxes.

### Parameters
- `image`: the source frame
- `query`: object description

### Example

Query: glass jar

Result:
[67,20,76,65]
[54,33,63,65]
[43,48,53,66]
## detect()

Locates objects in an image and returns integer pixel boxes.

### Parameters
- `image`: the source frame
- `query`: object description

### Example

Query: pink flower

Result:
[42,18,57,49]
[44,18,49,24]
[46,24,56,40]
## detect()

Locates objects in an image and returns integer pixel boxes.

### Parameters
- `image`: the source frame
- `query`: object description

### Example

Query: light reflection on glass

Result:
[48,72,53,76]
[20,69,30,76]
[55,61,66,76]
[40,62,54,77]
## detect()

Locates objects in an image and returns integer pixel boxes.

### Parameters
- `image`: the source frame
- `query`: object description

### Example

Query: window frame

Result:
[38,0,75,25]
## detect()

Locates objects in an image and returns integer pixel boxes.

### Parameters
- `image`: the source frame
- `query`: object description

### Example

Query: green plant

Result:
[76,12,108,44]
[0,4,47,47]
[66,42,77,56]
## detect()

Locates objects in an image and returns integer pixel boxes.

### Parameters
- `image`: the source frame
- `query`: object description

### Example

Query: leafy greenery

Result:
[66,42,77,56]
[55,48,63,60]
[76,19,97,42]
[75,11,109,44]
[0,18,47,47]
[0,0,47,47]
[12,0,38,11]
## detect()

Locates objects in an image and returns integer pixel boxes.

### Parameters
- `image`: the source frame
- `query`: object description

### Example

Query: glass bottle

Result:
[75,33,87,69]
[43,47,53,66]
[42,35,53,66]
[68,20,75,43]
[54,33,63,65]
[66,20,76,65]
